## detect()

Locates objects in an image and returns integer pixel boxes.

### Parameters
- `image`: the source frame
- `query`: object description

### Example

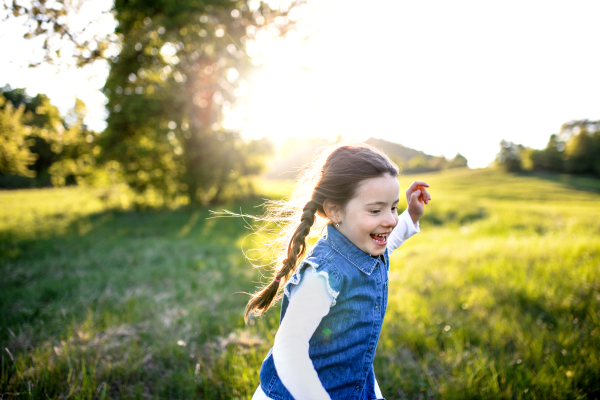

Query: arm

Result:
[387,209,420,254]
[273,271,333,400]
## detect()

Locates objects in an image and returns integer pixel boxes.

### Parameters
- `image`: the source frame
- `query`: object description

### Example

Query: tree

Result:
[0,95,37,177]
[529,134,564,172]
[47,99,101,186]
[427,156,448,170]
[101,0,301,204]
[447,153,468,169]
[1,87,59,183]
[5,0,302,204]
[562,120,600,176]
[0,87,99,187]
[496,140,525,172]
[497,120,600,178]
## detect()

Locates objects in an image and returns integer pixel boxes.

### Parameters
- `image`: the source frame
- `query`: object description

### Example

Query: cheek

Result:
[349,219,371,237]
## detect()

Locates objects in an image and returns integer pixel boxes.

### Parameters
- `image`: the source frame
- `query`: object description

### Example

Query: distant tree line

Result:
[497,120,600,177]
[0,86,98,188]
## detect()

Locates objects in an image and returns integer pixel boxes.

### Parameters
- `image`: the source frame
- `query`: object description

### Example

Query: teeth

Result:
[372,233,387,242]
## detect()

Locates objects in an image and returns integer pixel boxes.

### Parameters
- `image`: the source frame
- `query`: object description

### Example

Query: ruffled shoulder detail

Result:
[283,259,341,307]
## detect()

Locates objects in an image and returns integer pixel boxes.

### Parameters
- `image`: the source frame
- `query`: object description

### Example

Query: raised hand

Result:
[405,181,431,224]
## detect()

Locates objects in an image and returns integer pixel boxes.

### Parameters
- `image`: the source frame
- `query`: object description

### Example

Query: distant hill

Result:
[365,137,432,162]
[263,137,468,179]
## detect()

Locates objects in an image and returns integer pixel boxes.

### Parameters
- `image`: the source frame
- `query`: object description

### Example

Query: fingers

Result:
[407,181,429,193]
[406,181,431,206]
[419,186,432,204]
[412,181,430,188]
[413,185,431,205]
[410,189,424,205]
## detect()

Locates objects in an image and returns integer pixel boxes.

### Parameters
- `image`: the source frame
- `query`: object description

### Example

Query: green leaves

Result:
[0,87,99,187]
[497,120,600,176]
[0,95,37,177]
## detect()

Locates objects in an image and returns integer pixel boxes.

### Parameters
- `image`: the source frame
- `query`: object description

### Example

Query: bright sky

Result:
[0,0,114,130]
[2,0,599,168]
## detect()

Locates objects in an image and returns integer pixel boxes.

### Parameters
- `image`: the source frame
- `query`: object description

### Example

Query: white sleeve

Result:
[387,209,419,254]
[273,271,334,400]
[374,376,383,398]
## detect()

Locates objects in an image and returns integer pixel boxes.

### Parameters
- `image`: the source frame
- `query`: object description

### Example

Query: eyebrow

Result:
[365,199,400,206]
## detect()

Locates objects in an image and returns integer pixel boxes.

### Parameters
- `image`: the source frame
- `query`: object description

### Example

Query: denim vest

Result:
[259,224,389,400]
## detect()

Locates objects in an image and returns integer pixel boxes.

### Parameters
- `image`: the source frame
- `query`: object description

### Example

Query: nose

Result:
[383,210,398,228]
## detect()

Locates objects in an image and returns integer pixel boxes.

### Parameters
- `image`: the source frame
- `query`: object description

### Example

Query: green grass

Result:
[1,168,599,399]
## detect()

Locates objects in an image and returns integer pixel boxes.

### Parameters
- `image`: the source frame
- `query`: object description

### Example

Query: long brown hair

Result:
[245,142,399,321]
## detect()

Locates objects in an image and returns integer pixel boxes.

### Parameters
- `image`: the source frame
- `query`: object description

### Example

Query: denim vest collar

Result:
[325,224,387,276]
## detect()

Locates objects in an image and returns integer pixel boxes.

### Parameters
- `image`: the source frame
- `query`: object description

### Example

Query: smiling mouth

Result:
[370,233,389,246]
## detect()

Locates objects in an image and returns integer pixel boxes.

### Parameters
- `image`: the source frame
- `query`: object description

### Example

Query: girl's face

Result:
[336,173,400,256]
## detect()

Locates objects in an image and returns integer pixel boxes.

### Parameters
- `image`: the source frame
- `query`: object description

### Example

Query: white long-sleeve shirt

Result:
[252,210,419,400]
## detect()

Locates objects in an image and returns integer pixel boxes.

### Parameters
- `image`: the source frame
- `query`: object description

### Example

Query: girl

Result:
[248,143,431,400]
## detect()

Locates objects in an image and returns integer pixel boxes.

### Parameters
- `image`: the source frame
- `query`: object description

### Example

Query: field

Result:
[1,168,599,399]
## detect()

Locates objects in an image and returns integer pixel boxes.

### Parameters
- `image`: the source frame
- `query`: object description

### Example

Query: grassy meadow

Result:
[1,168,599,399]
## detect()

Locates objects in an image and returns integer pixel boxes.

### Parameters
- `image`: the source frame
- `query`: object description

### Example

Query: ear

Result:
[322,199,341,223]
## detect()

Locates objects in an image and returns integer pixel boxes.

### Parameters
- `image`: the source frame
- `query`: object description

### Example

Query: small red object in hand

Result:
[416,185,430,205]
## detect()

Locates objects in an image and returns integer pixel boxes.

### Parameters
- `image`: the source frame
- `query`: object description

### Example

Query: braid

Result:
[244,200,318,321]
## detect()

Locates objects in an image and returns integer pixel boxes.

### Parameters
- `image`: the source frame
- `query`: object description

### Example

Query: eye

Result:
[370,209,381,214]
